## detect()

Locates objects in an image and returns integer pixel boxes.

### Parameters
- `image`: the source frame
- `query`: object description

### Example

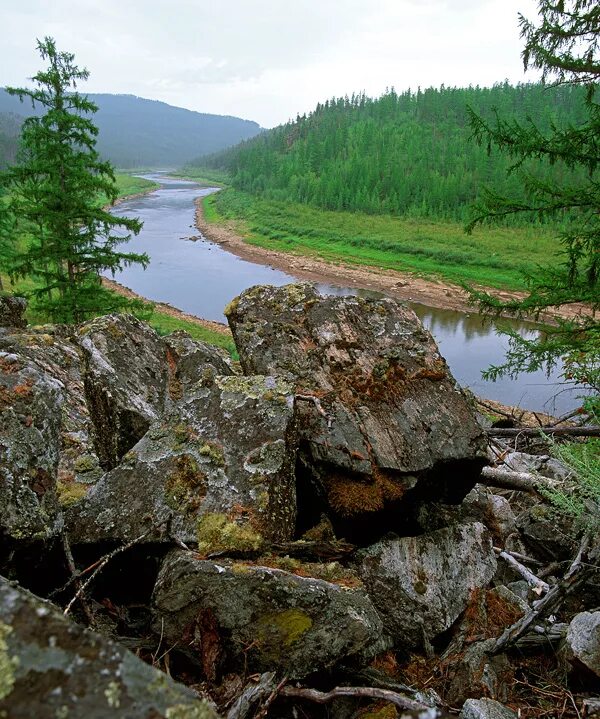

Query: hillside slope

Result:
[194,83,588,221]
[0,90,262,168]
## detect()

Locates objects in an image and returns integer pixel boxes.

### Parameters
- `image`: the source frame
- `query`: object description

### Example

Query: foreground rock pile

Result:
[0,287,597,718]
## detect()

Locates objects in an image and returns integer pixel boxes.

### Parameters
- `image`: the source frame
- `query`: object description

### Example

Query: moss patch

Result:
[165,455,207,515]
[196,513,263,555]
[56,480,88,507]
[254,609,313,659]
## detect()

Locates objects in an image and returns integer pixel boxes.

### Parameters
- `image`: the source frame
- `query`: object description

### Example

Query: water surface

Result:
[110,174,581,415]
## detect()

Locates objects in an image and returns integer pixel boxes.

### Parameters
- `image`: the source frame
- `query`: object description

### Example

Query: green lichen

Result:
[199,443,225,467]
[196,513,263,554]
[216,375,292,402]
[56,481,88,507]
[73,454,98,473]
[166,703,216,719]
[104,680,121,708]
[0,622,18,701]
[254,609,313,658]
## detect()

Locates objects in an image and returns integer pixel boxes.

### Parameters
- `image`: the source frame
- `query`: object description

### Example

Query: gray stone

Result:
[68,375,297,546]
[0,350,63,540]
[503,450,573,481]
[460,485,517,544]
[0,295,27,328]
[566,611,600,677]
[358,523,497,647]
[77,314,170,470]
[152,549,385,679]
[226,284,486,524]
[0,577,217,719]
[460,698,517,719]
[446,639,513,706]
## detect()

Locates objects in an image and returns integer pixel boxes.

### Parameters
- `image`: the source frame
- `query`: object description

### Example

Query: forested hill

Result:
[191,83,587,221]
[0,90,262,168]
[0,111,22,168]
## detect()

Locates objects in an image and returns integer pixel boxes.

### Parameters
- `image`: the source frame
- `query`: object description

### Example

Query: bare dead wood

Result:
[295,394,333,428]
[514,623,568,649]
[486,426,600,438]
[494,546,550,594]
[226,673,277,719]
[63,518,169,617]
[61,532,95,625]
[270,539,356,561]
[480,465,551,493]
[491,534,592,654]
[279,685,448,715]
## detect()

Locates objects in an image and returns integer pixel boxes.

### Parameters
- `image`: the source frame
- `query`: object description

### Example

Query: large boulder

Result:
[0,349,63,540]
[358,523,497,648]
[460,699,517,719]
[68,375,297,546]
[566,611,600,678]
[0,577,218,718]
[77,314,171,470]
[226,284,486,536]
[152,549,386,679]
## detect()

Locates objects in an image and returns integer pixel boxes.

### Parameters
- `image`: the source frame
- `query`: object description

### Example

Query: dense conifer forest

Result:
[190,83,588,221]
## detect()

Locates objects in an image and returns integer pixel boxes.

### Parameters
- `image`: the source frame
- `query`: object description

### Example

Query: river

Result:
[109,174,582,415]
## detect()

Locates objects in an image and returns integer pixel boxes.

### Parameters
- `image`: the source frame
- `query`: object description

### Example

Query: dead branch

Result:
[63,518,168,617]
[491,534,593,654]
[487,426,600,438]
[295,394,333,428]
[227,673,277,719]
[61,532,95,625]
[514,623,568,649]
[279,685,448,715]
[270,539,356,561]
[480,465,551,493]
[494,546,550,594]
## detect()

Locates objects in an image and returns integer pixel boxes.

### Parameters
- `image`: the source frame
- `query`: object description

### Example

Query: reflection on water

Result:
[109,174,582,415]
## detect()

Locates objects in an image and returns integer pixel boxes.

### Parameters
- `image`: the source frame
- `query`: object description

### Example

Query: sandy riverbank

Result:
[194,195,590,324]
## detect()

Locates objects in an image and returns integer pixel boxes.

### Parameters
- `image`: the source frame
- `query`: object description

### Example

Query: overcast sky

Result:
[2,0,541,128]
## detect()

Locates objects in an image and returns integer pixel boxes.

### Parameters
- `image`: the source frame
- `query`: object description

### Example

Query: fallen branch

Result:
[63,518,169,617]
[227,673,277,719]
[480,465,550,493]
[514,623,568,649]
[280,685,447,715]
[486,426,600,438]
[491,534,592,654]
[61,532,95,625]
[494,546,550,595]
[295,394,333,428]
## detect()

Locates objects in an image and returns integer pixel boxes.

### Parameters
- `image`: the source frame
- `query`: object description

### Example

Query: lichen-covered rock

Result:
[0,577,218,719]
[77,314,171,470]
[226,284,486,529]
[460,698,517,719]
[163,330,234,400]
[152,549,385,679]
[460,485,517,544]
[566,611,600,677]
[358,523,496,648]
[0,295,27,328]
[446,639,513,706]
[0,351,63,540]
[68,375,297,546]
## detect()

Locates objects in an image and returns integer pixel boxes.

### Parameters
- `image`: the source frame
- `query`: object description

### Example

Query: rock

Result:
[163,330,234,400]
[77,314,171,470]
[566,611,600,677]
[0,295,27,328]
[0,577,217,718]
[226,284,486,536]
[460,698,517,719]
[152,549,385,679]
[68,375,297,546]
[516,502,576,561]
[358,523,497,648]
[446,639,513,706]
[0,350,63,540]
[503,450,573,481]
[460,485,517,544]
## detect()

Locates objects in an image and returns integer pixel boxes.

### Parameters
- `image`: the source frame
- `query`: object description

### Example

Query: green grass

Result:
[147,312,236,355]
[176,166,230,188]
[205,189,564,292]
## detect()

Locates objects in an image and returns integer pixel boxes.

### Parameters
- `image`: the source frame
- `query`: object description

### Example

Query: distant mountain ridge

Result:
[0,90,262,168]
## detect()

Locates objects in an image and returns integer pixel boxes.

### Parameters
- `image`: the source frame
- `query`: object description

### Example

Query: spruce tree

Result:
[466,1,599,410]
[0,37,148,323]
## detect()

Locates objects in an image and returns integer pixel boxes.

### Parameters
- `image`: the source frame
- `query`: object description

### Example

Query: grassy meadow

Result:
[204,188,563,292]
